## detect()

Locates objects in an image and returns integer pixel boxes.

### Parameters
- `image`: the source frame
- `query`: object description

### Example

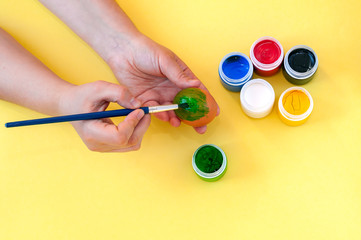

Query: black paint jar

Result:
[283,45,318,85]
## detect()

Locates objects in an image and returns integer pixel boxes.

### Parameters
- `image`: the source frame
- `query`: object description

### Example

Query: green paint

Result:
[195,145,223,173]
[173,88,209,121]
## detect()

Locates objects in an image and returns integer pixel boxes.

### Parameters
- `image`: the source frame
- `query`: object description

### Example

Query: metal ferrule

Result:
[148,104,179,114]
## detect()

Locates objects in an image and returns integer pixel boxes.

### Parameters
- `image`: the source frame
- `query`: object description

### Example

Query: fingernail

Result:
[188,79,201,86]
[137,110,144,120]
[130,98,141,108]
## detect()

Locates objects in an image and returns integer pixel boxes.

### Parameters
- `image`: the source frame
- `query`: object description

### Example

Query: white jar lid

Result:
[240,79,275,118]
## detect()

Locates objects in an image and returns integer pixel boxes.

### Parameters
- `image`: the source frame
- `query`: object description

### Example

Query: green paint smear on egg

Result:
[173,88,209,121]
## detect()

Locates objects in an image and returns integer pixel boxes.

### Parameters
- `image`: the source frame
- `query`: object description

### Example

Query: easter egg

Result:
[173,88,217,127]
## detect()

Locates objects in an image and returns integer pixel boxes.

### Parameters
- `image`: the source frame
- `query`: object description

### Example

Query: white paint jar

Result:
[240,79,275,118]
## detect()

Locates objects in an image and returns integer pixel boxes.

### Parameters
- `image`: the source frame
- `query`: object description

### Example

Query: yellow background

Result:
[1,0,361,239]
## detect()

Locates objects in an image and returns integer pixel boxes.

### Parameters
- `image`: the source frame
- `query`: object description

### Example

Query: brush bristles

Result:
[179,103,189,109]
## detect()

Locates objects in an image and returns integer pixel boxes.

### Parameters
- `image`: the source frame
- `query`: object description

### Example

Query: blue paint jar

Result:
[219,52,253,92]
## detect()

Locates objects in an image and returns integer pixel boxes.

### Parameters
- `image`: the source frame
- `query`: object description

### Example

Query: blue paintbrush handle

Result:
[5,107,149,128]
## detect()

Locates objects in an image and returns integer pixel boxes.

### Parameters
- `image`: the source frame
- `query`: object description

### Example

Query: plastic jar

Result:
[240,79,275,118]
[283,45,318,85]
[278,87,314,126]
[250,36,284,76]
[192,144,227,182]
[219,52,253,92]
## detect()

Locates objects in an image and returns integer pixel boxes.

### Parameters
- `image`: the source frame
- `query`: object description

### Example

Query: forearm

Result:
[39,0,142,62]
[0,28,73,116]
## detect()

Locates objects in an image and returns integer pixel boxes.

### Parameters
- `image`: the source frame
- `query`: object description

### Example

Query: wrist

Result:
[40,0,143,64]
[56,83,78,116]
[105,32,151,75]
[98,28,144,63]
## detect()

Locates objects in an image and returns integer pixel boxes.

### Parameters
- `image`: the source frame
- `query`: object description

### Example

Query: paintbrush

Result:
[5,103,189,128]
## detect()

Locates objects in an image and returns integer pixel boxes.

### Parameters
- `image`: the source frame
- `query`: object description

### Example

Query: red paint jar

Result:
[250,36,284,76]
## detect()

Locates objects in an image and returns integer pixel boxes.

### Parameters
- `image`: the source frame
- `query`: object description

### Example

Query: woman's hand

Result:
[59,80,151,152]
[107,35,219,134]
[39,0,220,134]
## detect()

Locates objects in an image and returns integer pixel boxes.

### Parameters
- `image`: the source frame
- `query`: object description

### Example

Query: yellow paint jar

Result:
[278,87,313,126]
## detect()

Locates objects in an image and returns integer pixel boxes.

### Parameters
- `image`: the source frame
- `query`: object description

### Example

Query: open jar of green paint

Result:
[192,144,227,182]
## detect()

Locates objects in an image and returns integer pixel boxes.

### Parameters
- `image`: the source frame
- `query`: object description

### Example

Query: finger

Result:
[84,119,146,152]
[160,52,201,89]
[161,100,181,127]
[142,100,170,122]
[82,110,145,151]
[127,114,151,147]
[194,125,207,134]
[169,110,181,127]
[109,142,142,152]
[78,119,122,152]
[87,110,146,152]
[89,80,141,109]
[159,52,221,118]
[115,109,146,146]
[149,99,181,127]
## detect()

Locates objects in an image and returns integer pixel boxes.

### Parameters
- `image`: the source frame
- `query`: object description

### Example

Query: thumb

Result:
[89,80,141,109]
[160,52,201,89]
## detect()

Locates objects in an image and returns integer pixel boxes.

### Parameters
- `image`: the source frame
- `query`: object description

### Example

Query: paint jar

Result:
[192,144,227,182]
[278,87,314,126]
[219,52,253,92]
[250,36,284,76]
[240,79,275,118]
[283,45,318,85]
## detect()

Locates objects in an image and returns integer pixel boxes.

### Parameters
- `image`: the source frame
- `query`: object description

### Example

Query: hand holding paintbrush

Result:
[0,1,220,152]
